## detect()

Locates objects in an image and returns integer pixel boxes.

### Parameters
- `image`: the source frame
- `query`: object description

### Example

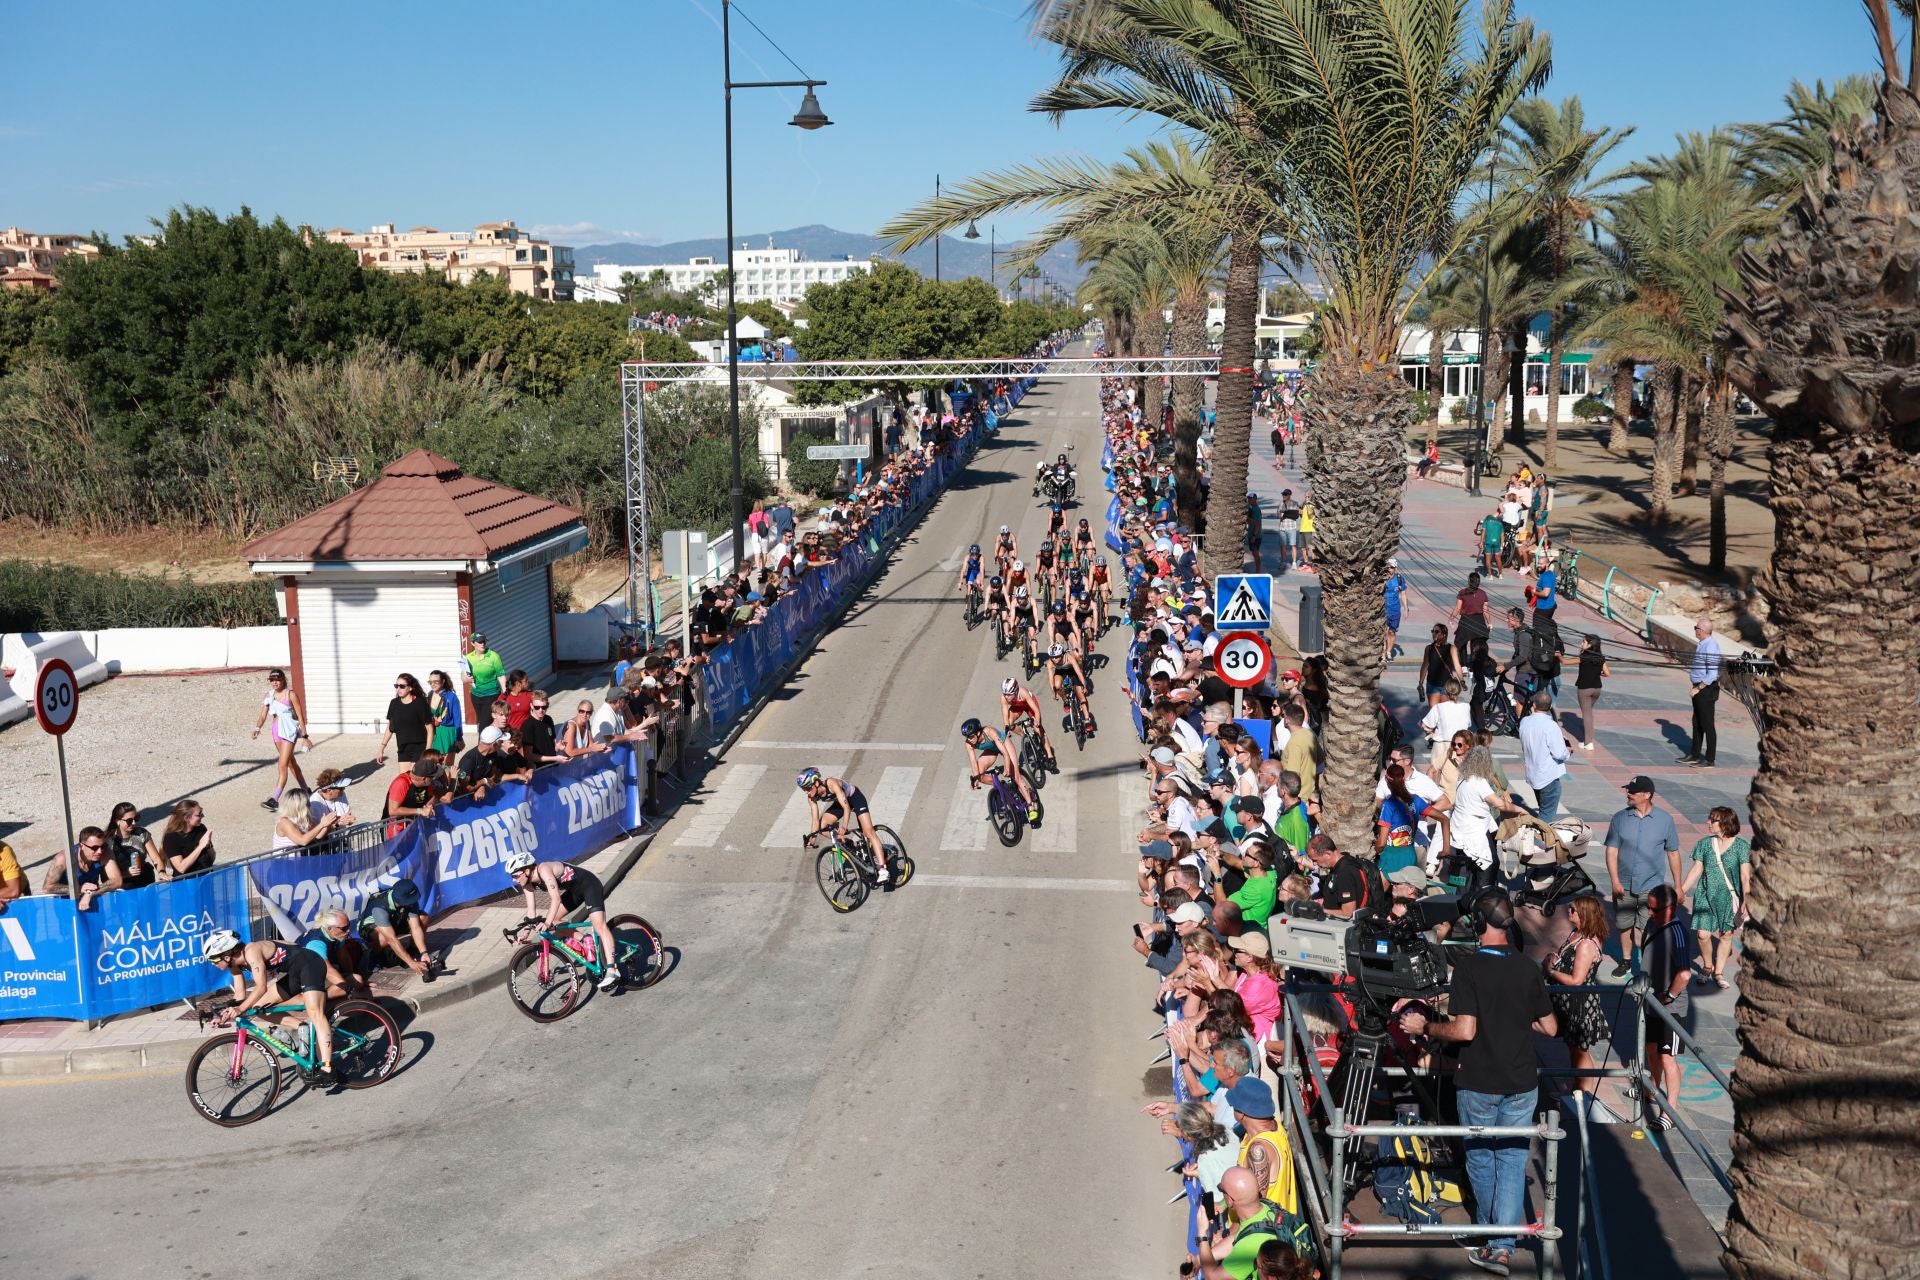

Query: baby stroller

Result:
[1503,814,1598,912]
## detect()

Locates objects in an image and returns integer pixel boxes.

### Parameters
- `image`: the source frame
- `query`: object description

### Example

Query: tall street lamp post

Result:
[722,0,830,558]
[934,176,942,283]
[964,218,995,297]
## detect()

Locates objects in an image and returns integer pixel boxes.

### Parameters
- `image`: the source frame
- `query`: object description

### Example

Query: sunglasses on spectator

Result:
[81,841,105,851]
[531,703,548,711]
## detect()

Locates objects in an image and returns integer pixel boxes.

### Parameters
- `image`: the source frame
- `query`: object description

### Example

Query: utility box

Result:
[661,530,709,580]
[1297,581,1325,656]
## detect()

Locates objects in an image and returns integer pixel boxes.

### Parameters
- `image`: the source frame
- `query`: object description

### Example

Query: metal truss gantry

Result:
[617,355,1223,630]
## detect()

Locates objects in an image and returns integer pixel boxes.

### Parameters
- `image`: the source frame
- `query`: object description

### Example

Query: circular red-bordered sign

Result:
[1213,633,1273,690]
[34,658,80,736]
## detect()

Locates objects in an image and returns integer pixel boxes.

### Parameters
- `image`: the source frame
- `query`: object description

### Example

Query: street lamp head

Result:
[790,87,832,130]
[964,219,980,240]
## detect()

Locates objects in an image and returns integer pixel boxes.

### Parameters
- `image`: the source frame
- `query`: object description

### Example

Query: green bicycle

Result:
[184,996,402,1127]
[503,915,665,1023]
[810,826,913,914]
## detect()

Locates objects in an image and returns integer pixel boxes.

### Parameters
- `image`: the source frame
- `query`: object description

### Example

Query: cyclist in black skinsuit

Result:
[796,767,889,882]
[506,852,621,991]
[203,929,345,1085]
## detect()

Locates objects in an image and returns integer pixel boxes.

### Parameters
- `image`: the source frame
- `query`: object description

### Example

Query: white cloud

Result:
[528,221,661,245]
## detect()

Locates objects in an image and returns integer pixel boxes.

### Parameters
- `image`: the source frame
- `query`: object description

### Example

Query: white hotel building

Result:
[589,242,870,304]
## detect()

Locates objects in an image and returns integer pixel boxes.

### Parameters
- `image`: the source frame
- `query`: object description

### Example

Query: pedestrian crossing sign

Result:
[1214,574,1272,632]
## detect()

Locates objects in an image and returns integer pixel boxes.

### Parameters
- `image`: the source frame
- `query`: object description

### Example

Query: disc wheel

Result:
[608,913,665,988]
[815,843,870,913]
[506,941,582,1022]
[329,999,401,1088]
[988,788,1023,847]
[184,1033,281,1127]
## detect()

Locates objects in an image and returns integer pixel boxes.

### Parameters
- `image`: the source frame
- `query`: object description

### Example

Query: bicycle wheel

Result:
[1019,730,1047,790]
[988,788,1023,848]
[330,999,401,1089]
[891,853,916,887]
[506,942,582,1022]
[608,914,665,988]
[872,824,908,881]
[816,843,870,912]
[1072,700,1088,751]
[184,1032,281,1127]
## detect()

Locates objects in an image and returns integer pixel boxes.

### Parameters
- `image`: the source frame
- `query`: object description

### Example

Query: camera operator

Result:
[1398,889,1556,1277]
[1301,833,1388,919]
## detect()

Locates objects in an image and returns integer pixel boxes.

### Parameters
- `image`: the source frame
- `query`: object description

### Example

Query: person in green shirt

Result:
[1200,1166,1305,1280]
[1228,842,1279,928]
[461,633,507,727]
[1272,771,1313,854]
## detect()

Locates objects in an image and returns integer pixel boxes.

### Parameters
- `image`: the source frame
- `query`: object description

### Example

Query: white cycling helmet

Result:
[999,524,1010,535]
[1048,643,1067,659]
[1001,677,1019,695]
[201,929,243,962]
[504,851,537,875]
[1012,559,1025,572]
[1013,585,1029,599]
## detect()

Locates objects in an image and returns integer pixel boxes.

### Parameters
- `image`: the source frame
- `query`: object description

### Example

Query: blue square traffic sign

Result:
[1214,573,1272,632]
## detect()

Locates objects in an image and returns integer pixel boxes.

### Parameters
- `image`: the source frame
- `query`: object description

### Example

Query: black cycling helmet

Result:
[968,543,980,555]
[960,717,984,739]
[989,574,1004,588]
[1052,601,1067,615]
[1051,501,1063,513]
[1078,516,1090,527]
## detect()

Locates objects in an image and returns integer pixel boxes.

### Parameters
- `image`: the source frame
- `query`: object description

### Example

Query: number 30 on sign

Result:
[1213,634,1273,690]
[34,658,80,736]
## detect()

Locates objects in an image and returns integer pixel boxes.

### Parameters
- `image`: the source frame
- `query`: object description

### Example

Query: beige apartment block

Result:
[1,226,101,291]
[324,220,575,300]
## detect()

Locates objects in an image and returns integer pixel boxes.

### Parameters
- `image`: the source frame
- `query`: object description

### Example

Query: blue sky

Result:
[2,0,1886,249]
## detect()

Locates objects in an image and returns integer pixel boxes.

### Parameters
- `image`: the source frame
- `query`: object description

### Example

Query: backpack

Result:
[1529,619,1562,677]
[1231,1200,1313,1260]
[1373,1111,1443,1225]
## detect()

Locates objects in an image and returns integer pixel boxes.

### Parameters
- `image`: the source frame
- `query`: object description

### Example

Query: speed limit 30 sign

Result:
[1213,633,1273,690]
[34,658,80,736]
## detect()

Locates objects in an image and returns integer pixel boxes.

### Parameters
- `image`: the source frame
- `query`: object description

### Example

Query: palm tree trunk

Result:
[1508,326,1528,445]
[1545,306,1565,467]
[1425,330,1444,450]
[1169,290,1208,527]
[1706,377,1732,573]
[1201,230,1258,577]
[1649,361,1678,521]
[1608,361,1634,452]
[1482,343,1510,456]
[1141,317,1165,432]
[1680,372,1702,496]
[1301,358,1409,851]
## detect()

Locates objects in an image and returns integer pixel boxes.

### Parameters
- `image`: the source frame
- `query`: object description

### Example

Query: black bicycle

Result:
[964,583,983,630]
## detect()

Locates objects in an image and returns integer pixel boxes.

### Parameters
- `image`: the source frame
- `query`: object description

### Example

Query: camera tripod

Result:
[1332,987,1442,1189]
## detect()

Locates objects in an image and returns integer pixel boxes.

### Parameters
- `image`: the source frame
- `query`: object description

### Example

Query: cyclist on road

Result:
[1048,501,1067,540]
[1045,642,1097,737]
[1000,675,1058,770]
[1089,555,1113,628]
[505,851,621,991]
[961,718,1039,821]
[984,574,1010,640]
[1069,585,1098,658]
[994,525,1018,577]
[796,767,889,883]
[956,543,984,598]
[1074,516,1095,559]
[203,929,344,1086]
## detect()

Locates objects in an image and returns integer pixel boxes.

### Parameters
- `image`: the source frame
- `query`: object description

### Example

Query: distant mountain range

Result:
[571,224,1084,294]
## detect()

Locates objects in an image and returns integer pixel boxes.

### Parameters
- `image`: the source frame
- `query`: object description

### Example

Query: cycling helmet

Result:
[1052,601,1067,615]
[1039,540,1053,553]
[1048,643,1067,658]
[1050,502,1062,513]
[968,543,981,555]
[1078,517,1090,527]
[387,880,421,910]
[989,574,1004,588]
[796,767,822,790]
[960,717,984,739]
[1013,585,1029,599]
[999,524,1010,534]
[1001,677,1019,695]
[504,851,537,876]
[201,929,243,962]
[1012,559,1024,572]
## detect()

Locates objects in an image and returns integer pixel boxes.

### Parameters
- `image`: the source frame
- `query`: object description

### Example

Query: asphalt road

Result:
[1,359,1183,1279]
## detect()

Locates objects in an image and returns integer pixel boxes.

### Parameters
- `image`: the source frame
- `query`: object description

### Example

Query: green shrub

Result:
[785,428,841,496]
[1447,399,1474,424]
[1408,389,1436,423]
[1573,395,1609,421]
[661,436,771,534]
[0,560,281,631]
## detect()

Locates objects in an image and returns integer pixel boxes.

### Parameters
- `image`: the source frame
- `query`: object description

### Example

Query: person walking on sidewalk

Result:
[1573,635,1609,751]
[1603,777,1681,978]
[1679,806,1751,989]
[1399,889,1556,1277]
[462,633,506,728]
[1517,691,1569,820]
[1383,558,1407,661]
[1276,490,1301,570]
[1681,618,1723,767]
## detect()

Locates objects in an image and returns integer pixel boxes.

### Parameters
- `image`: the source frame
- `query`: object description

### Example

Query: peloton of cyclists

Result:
[960,717,1040,821]
[1000,675,1058,770]
[795,767,890,883]
[505,850,622,991]
[202,927,348,1085]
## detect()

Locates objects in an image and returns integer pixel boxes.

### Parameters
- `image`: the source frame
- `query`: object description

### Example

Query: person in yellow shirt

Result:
[0,840,25,902]
[1278,705,1320,801]
[1223,1076,1300,1220]
[1297,500,1317,572]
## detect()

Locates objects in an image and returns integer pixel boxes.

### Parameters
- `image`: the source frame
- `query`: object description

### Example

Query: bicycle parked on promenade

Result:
[502,914,664,1022]
[809,826,913,913]
[184,996,401,1127]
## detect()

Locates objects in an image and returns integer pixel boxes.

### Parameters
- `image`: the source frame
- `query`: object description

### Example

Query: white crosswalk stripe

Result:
[673,764,766,848]
[759,761,847,847]
[1032,769,1078,852]
[939,767,988,852]
[869,765,922,832]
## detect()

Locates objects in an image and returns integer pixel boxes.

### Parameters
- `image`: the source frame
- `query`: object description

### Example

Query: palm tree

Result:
[1498,96,1634,466]
[1731,73,1880,205]
[1715,6,1920,1276]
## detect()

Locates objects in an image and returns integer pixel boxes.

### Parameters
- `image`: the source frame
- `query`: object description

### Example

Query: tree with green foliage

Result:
[0,287,53,378]
[784,427,841,495]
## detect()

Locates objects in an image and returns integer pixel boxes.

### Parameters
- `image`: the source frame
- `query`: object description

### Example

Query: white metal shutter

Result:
[298,577,459,736]
[470,563,554,688]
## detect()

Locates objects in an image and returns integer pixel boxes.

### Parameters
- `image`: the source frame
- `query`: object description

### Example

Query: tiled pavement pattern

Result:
[1247,431,1749,1230]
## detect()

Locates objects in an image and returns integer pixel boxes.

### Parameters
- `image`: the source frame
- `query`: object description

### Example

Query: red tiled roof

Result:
[242,448,584,564]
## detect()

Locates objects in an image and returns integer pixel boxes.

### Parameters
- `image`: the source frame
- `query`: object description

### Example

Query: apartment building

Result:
[590,241,868,304]
[0,226,101,291]
[325,220,574,301]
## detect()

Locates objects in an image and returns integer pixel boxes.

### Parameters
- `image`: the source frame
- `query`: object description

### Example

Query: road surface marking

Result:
[939,768,988,851]
[672,764,766,848]
[936,545,966,571]
[1032,767,1078,853]
[869,765,922,832]
[758,761,846,847]
[912,874,1131,892]
[734,741,947,752]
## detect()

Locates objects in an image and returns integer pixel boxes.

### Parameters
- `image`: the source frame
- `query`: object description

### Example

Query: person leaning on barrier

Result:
[42,827,123,908]
[385,755,442,832]
[1397,889,1556,1278]
[309,771,355,825]
[0,838,26,902]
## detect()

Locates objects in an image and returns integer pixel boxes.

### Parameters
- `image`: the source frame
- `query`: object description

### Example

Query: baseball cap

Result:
[1230,795,1265,816]
[409,758,438,778]
[1169,902,1208,925]
[1226,1075,1277,1119]
[1139,839,1175,862]
[1229,932,1272,959]
[468,632,487,646]
[1622,775,1657,794]
[479,726,509,745]
[1280,669,1304,683]
[1150,746,1177,766]
[1387,865,1430,892]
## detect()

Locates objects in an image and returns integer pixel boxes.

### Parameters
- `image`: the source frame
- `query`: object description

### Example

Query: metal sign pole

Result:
[55,735,78,903]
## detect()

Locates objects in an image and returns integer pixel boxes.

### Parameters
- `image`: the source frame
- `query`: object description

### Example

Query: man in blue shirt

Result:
[1532,562,1558,624]
[1603,776,1682,977]
[1682,618,1724,767]
[1517,690,1570,821]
